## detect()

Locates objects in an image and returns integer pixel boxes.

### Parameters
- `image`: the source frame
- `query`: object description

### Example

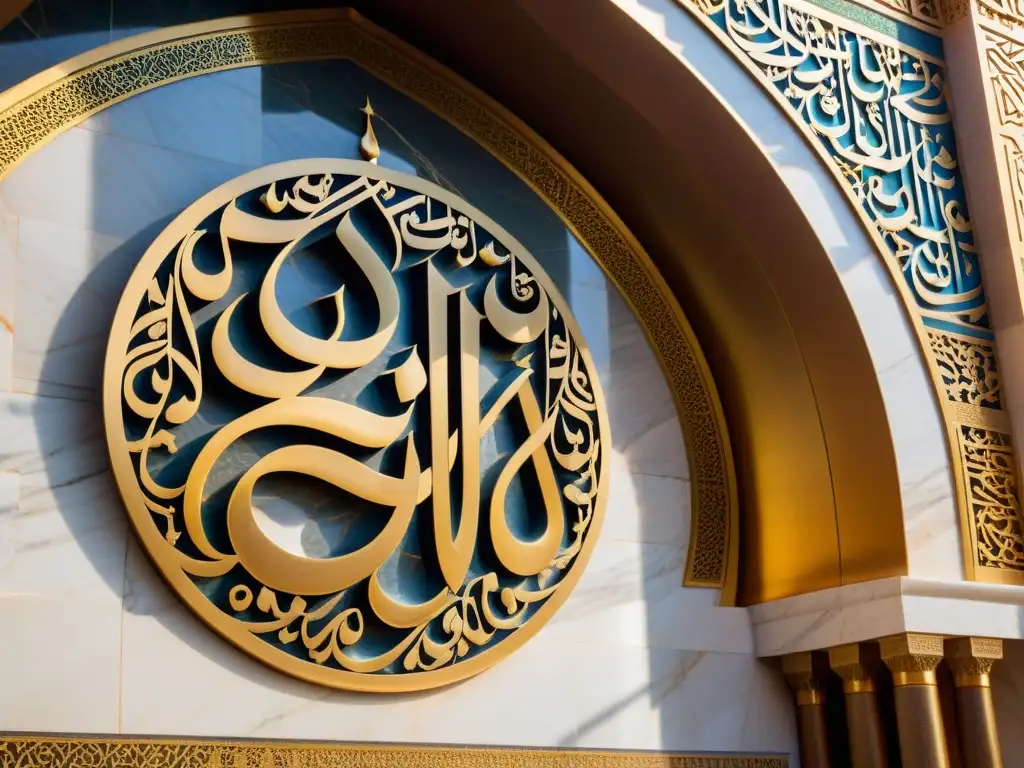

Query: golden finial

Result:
[360,96,380,164]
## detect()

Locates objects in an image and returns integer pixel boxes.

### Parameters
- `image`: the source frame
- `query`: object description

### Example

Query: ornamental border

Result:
[0,10,739,598]
[0,736,788,768]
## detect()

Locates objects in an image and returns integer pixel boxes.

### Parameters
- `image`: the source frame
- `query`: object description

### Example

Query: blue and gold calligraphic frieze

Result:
[103,157,609,692]
[697,0,989,340]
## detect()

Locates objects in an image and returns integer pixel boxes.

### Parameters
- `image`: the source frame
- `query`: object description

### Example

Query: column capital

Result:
[945,637,1003,688]
[880,633,944,687]
[828,642,879,694]
[782,651,829,706]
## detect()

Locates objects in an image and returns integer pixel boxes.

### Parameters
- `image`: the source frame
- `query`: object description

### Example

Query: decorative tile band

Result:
[929,331,1002,409]
[0,737,788,768]
[957,425,1024,569]
[0,11,738,594]
[676,0,1024,581]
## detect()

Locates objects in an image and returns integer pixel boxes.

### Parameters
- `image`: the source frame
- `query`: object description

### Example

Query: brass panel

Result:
[0,736,788,768]
[672,222,844,600]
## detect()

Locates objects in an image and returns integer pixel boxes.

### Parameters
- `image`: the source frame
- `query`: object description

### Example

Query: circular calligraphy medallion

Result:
[104,160,609,691]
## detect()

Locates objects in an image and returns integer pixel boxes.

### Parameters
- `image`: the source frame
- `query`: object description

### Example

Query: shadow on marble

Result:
[120,539,788,752]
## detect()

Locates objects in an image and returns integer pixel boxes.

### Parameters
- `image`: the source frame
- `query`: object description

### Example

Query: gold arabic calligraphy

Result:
[697,0,989,338]
[104,160,609,691]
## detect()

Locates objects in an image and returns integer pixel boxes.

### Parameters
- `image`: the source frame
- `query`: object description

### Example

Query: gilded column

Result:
[880,634,950,768]
[946,637,1004,768]
[782,651,831,768]
[829,643,888,768]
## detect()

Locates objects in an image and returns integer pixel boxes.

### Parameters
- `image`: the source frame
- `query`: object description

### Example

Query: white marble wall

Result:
[612,0,962,582]
[0,62,795,759]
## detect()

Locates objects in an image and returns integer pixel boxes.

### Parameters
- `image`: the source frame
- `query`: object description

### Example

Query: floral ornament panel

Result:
[103,159,609,691]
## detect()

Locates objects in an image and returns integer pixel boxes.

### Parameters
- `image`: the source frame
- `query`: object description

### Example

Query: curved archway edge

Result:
[670,0,1024,583]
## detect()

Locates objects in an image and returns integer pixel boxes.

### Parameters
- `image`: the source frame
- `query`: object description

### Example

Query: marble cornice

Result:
[750,576,1024,657]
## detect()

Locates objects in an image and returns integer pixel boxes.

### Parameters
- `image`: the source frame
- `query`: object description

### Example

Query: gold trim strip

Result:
[0,9,739,598]
[891,670,939,686]
[953,673,992,687]
[843,679,877,694]
[796,689,827,706]
[0,736,788,768]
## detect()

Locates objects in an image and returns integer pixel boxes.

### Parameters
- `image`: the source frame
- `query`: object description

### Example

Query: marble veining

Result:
[0,391,127,600]
[751,577,1024,656]
[750,578,906,656]
[119,542,786,751]
[82,67,264,167]
[0,593,122,732]
[0,394,124,733]
[12,215,126,395]
[0,125,251,242]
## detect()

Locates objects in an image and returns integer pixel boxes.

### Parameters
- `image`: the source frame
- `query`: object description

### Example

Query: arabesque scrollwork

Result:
[0,737,789,768]
[958,426,1024,569]
[983,25,1024,252]
[697,0,986,340]
[928,331,1002,408]
[105,159,609,691]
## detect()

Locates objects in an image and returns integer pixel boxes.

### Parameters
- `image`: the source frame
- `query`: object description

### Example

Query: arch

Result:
[0,3,912,604]
[362,0,911,601]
